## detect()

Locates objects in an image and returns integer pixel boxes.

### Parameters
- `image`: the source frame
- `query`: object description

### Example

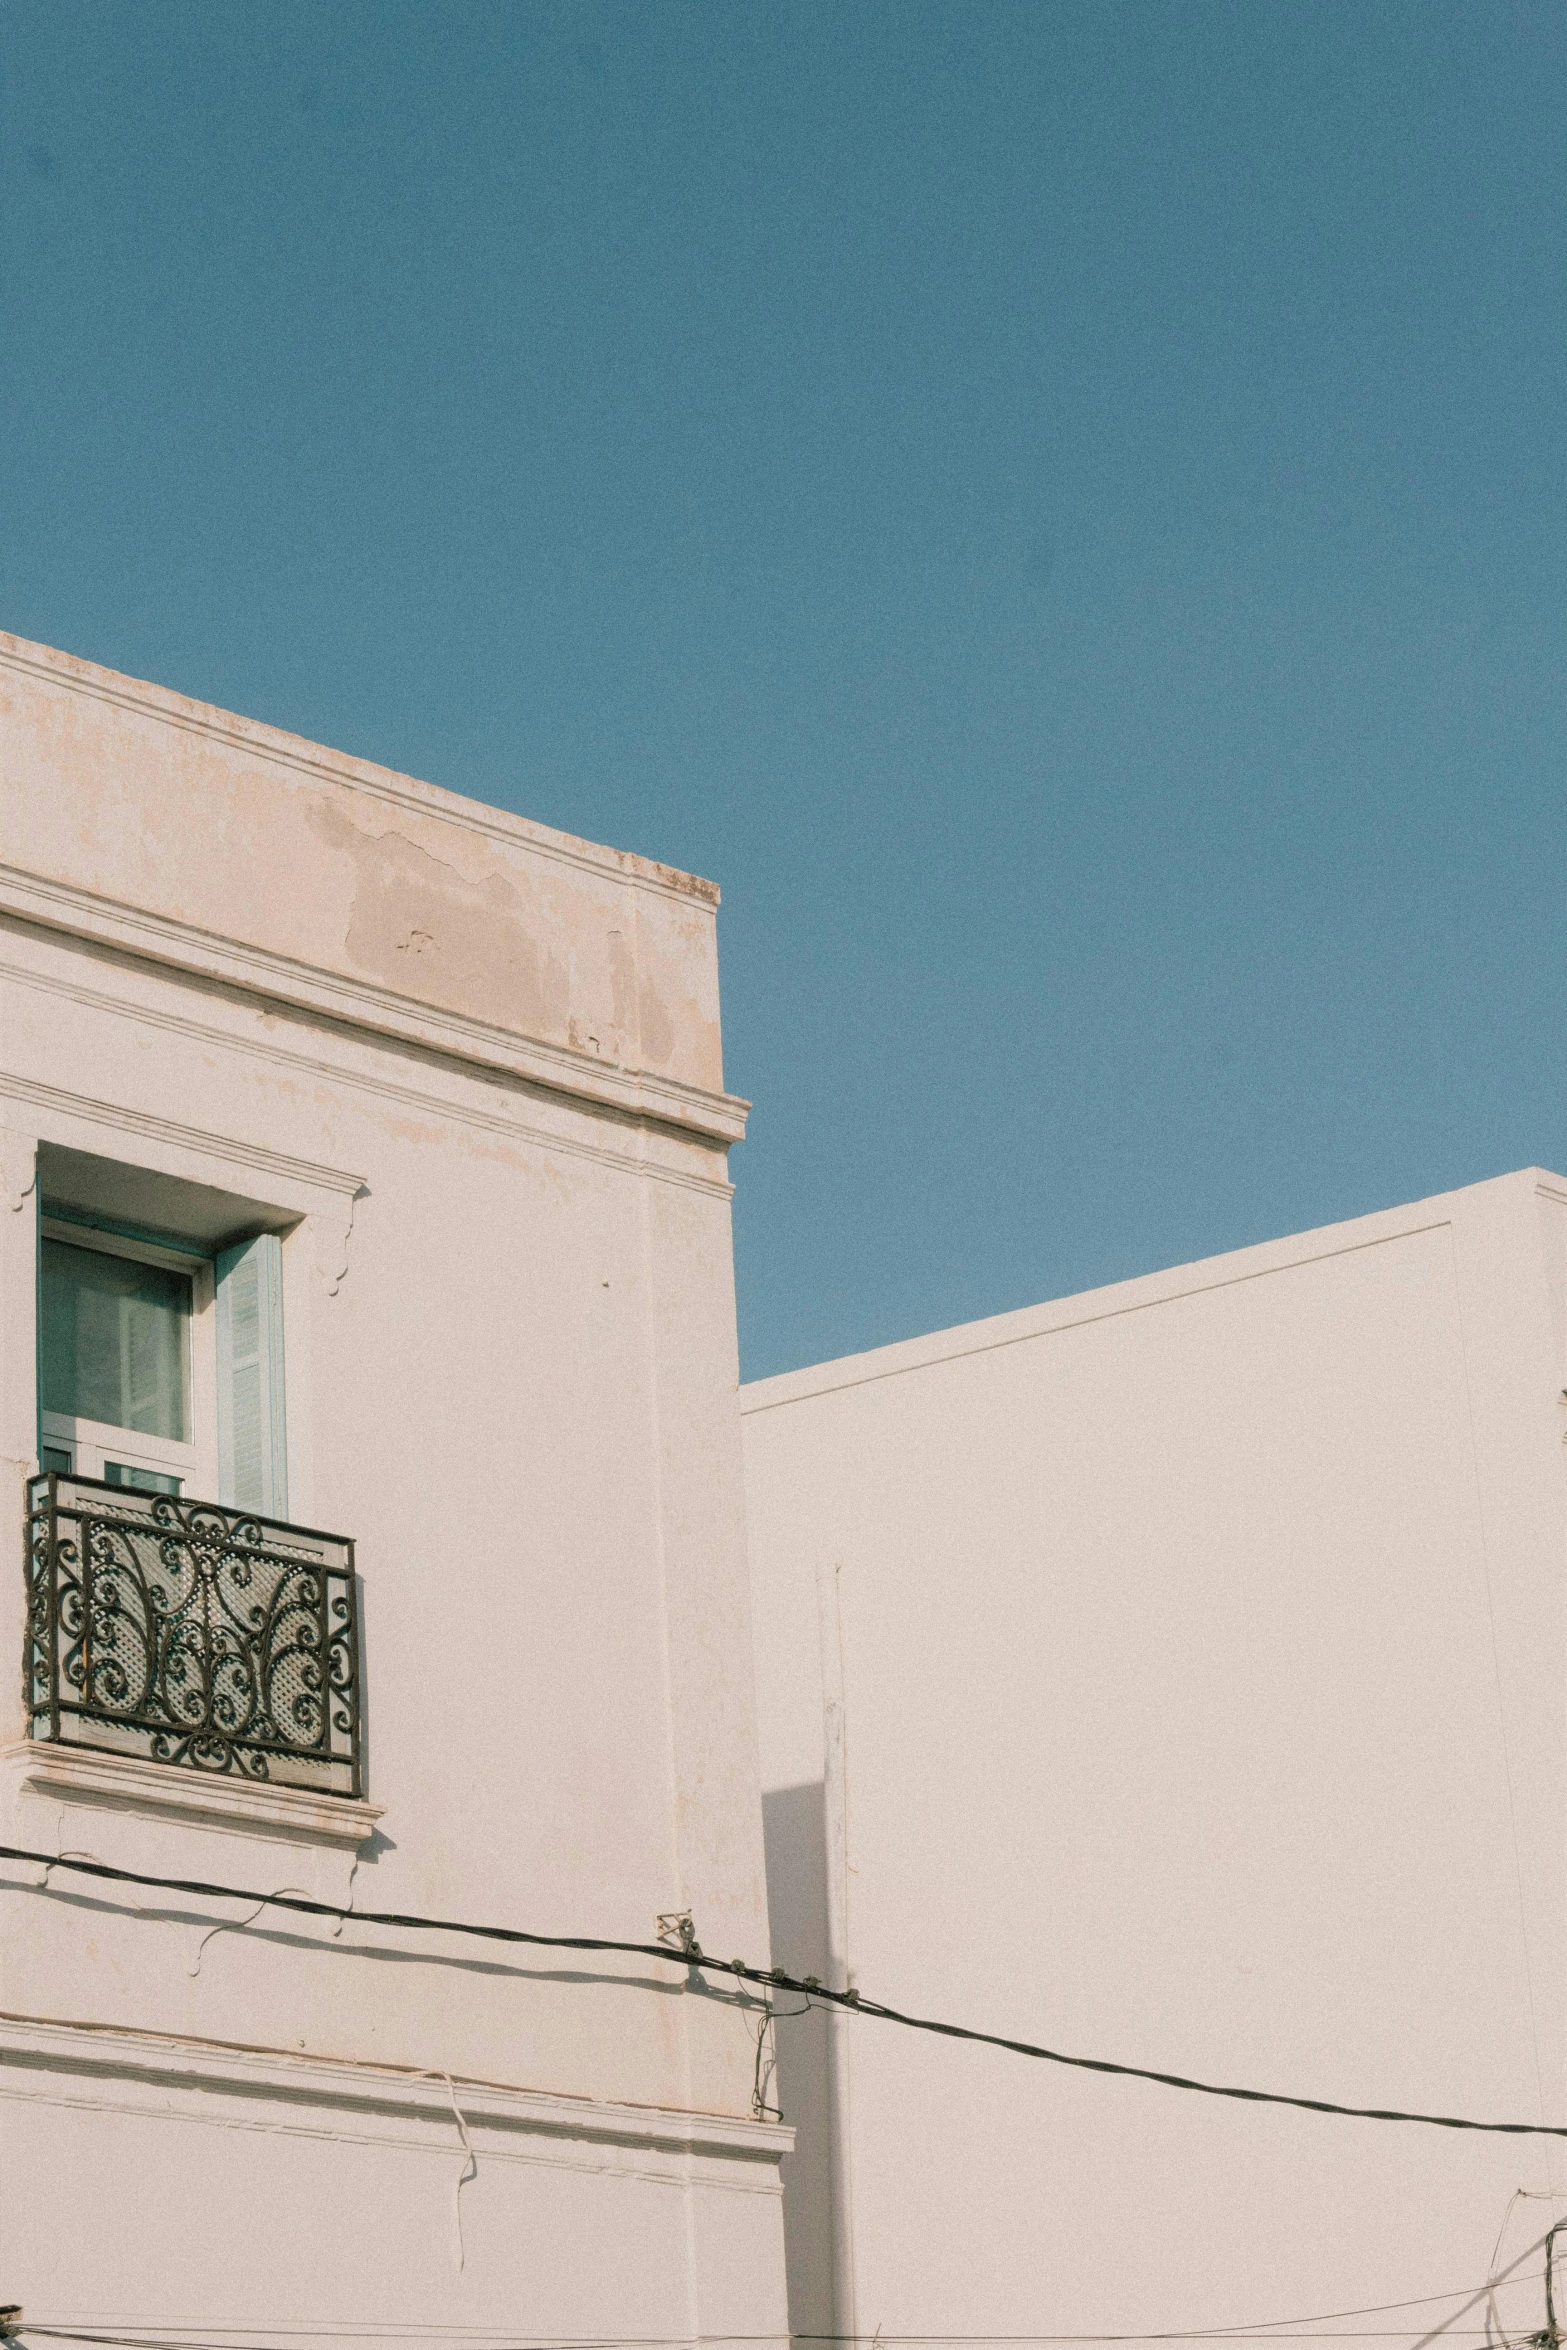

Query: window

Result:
[38,1213,288,1517]
[40,1225,205,1493]
[24,1170,358,1797]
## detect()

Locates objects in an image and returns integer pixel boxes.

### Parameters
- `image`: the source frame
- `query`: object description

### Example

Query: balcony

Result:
[25,1472,362,1799]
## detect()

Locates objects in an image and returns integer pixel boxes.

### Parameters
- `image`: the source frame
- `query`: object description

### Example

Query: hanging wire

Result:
[10,2260,1558,2350]
[7,1840,1567,2140]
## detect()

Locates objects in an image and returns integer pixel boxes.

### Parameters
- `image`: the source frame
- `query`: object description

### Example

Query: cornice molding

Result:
[0,634,720,911]
[0,2007,793,2170]
[0,863,749,1149]
[0,945,735,1202]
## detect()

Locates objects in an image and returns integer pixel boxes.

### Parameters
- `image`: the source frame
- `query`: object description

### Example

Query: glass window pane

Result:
[41,1240,191,1440]
[40,1446,72,1475]
[104,1461,182,1496]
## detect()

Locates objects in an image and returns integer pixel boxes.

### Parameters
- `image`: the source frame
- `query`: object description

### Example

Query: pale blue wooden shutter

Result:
[216,1233,288,1518]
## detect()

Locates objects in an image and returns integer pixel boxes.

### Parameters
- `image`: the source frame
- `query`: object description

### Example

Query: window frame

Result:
[39,1215,217,1496]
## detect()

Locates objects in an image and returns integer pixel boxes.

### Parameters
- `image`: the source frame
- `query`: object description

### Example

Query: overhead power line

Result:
[10,2269,1558,2350]
[6,2336,1537,2350]
[3,1840,1565,2139]
[13,2336,1536,2348]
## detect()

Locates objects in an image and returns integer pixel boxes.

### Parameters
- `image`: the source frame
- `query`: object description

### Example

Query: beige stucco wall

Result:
[745,1173,1567,2343]
[0,633,787,2332]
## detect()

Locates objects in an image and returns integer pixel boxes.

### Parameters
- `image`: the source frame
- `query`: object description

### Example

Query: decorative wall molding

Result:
[0,943,735,1202]
[0,2007,793,2178]
[0,1126,36,1215]
[0,1069,366,1219]
[0,862,748,1150]
[312,1197,358,1298]
[0,1742,383,1851]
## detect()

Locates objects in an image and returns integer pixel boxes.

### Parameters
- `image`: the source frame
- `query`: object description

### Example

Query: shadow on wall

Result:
[763,1782,836,2345]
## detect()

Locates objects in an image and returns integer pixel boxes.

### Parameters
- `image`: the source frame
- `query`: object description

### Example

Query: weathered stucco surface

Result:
[0,633,783,2333]
[0,631,733,1114]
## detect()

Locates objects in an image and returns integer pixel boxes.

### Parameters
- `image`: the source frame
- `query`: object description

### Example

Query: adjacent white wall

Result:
[745,1172,1567,2344]
[0,632,789,2336]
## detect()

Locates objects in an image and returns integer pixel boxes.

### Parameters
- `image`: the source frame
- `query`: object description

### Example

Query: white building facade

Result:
[746,1172,1567,2345]
[0,632,790,2335]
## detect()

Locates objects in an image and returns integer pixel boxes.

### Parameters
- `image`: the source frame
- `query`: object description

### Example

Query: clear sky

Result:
[3,2,1563,1381]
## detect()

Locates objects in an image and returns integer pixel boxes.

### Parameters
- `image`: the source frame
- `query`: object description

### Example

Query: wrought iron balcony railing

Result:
[26,1472,362,1799]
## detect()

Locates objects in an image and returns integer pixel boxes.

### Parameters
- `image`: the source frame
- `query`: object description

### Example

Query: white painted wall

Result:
[0,632,789,2336]
[745,1174,1567,2345]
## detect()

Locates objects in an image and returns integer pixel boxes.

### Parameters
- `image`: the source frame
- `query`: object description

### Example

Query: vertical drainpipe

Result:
[817,1559,860,2350]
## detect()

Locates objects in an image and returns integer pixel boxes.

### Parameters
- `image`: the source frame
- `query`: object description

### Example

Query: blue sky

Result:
[3,2,1564,1380]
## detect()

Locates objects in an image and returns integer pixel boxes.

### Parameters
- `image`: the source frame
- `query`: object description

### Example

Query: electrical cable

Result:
[4,1839,1566,2140]
[8,2333,1542,2348]
[11,2274,1555,2350]
[0,2311,1529,2344]
[18,2273,1546,2336]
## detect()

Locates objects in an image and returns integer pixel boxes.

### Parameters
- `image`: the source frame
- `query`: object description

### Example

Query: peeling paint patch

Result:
[308,799,572,1043]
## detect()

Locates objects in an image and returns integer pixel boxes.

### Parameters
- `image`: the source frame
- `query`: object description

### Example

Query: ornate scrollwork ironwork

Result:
[24,1474,362,1799]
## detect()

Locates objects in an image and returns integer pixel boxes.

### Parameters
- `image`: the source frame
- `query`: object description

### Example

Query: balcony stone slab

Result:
[0,1738,383,1849]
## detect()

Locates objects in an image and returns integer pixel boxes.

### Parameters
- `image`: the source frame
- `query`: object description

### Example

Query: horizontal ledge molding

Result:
[0,1069,366,1208]
[0,2008,794,2164]
[0,866,749,1148]
[0,951,736,1202]
[1,1742,383,1849]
